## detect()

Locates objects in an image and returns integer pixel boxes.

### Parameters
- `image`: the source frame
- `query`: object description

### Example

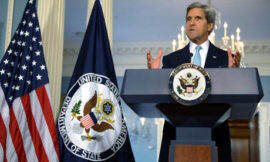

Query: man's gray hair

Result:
[186,2,216,33]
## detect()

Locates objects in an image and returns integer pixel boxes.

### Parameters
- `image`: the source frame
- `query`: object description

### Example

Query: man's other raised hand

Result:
[228,48,241,68]
[147,50,163,69]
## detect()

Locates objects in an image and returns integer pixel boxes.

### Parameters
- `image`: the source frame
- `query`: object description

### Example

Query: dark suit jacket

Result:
[162,42,228,68]
[159,42,232,162]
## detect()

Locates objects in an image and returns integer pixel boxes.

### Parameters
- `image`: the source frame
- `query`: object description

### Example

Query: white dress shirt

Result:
[190,40,209,68]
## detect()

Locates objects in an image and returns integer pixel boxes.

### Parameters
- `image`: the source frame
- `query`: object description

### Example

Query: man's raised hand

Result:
[147,50,163,69]
[228,48,241,68]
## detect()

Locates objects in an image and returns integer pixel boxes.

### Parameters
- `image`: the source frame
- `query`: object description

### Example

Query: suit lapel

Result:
[175,42,222,68]
[177,44,191,64]
[204,42,218,68]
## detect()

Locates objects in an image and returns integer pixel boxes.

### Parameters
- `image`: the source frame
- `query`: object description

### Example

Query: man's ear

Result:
[207,23,214,32]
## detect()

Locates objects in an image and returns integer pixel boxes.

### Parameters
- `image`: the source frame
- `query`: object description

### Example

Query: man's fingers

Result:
[227,48,242,68]
[227,48,234,67]
[227,48,232,58]
[236,51,241,58]
[157,50,163,58]
[235,54,240,62]
[146,49,162,69]
[147,50,153,60]
[234,51,241,67]
[147,50,150,59]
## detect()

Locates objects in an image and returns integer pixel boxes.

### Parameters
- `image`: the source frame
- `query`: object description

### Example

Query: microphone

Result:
[188,52,193,62]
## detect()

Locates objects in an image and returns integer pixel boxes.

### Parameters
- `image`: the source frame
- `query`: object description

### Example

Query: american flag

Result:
[80,112,97,129]
[0,0,60,162]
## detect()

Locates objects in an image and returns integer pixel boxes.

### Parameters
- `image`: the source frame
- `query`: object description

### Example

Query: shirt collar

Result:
[189,40,209,53]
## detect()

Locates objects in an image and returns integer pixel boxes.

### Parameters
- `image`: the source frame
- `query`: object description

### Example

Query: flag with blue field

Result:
[57,0,135,161]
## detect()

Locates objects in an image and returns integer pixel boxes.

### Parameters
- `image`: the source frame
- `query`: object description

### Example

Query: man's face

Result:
[186,8,213,45]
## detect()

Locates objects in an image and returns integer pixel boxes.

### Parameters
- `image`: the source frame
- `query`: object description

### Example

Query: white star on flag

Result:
[32,60,37,66]
[25,31,30,37]
[40,65,45,70]
[18,75,24,81]
[0,69,5,75]
[22,65,27,70]
[7,49,12,54]
[3,59,9,64]
[26,55,30,60]
[15,86,20,91]
[3,82,8,87]
[35,51,40,56]
[36,74,42,80]
[28,22,33,27]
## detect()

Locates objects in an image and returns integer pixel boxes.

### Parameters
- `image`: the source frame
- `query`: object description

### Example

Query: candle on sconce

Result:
[172,39,176,51]
[177,34,181,49]
[236,27,241,37]
[231,35,235,51]
[236,36,240,42]
[236,27,241,41]
[181,26,185,41]
[223,22,228,38]
[240,42,245,57]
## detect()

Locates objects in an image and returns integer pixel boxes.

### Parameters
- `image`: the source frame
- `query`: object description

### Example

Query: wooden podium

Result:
[120,68,263,162]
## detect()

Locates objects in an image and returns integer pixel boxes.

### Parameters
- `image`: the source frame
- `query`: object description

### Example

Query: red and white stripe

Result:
[80,114,95,129]
[0,84,59,162]
[186,87,194,93]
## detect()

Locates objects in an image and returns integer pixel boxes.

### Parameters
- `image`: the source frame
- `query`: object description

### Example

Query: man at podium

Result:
[147,2,241,162]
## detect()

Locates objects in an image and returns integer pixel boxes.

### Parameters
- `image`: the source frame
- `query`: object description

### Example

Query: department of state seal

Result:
[168,63,211,106]
[58,73,128,161]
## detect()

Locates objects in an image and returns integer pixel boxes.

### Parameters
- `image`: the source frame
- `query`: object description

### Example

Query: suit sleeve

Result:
[224,54,229,68]
[162,55,170,69]
[221,51,229,68]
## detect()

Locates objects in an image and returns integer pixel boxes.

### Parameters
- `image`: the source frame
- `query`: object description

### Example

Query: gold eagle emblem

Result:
[179,73,200,94]
[71,91,114,141]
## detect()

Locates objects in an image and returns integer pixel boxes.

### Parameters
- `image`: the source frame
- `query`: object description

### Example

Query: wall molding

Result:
[63,39,270,76]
